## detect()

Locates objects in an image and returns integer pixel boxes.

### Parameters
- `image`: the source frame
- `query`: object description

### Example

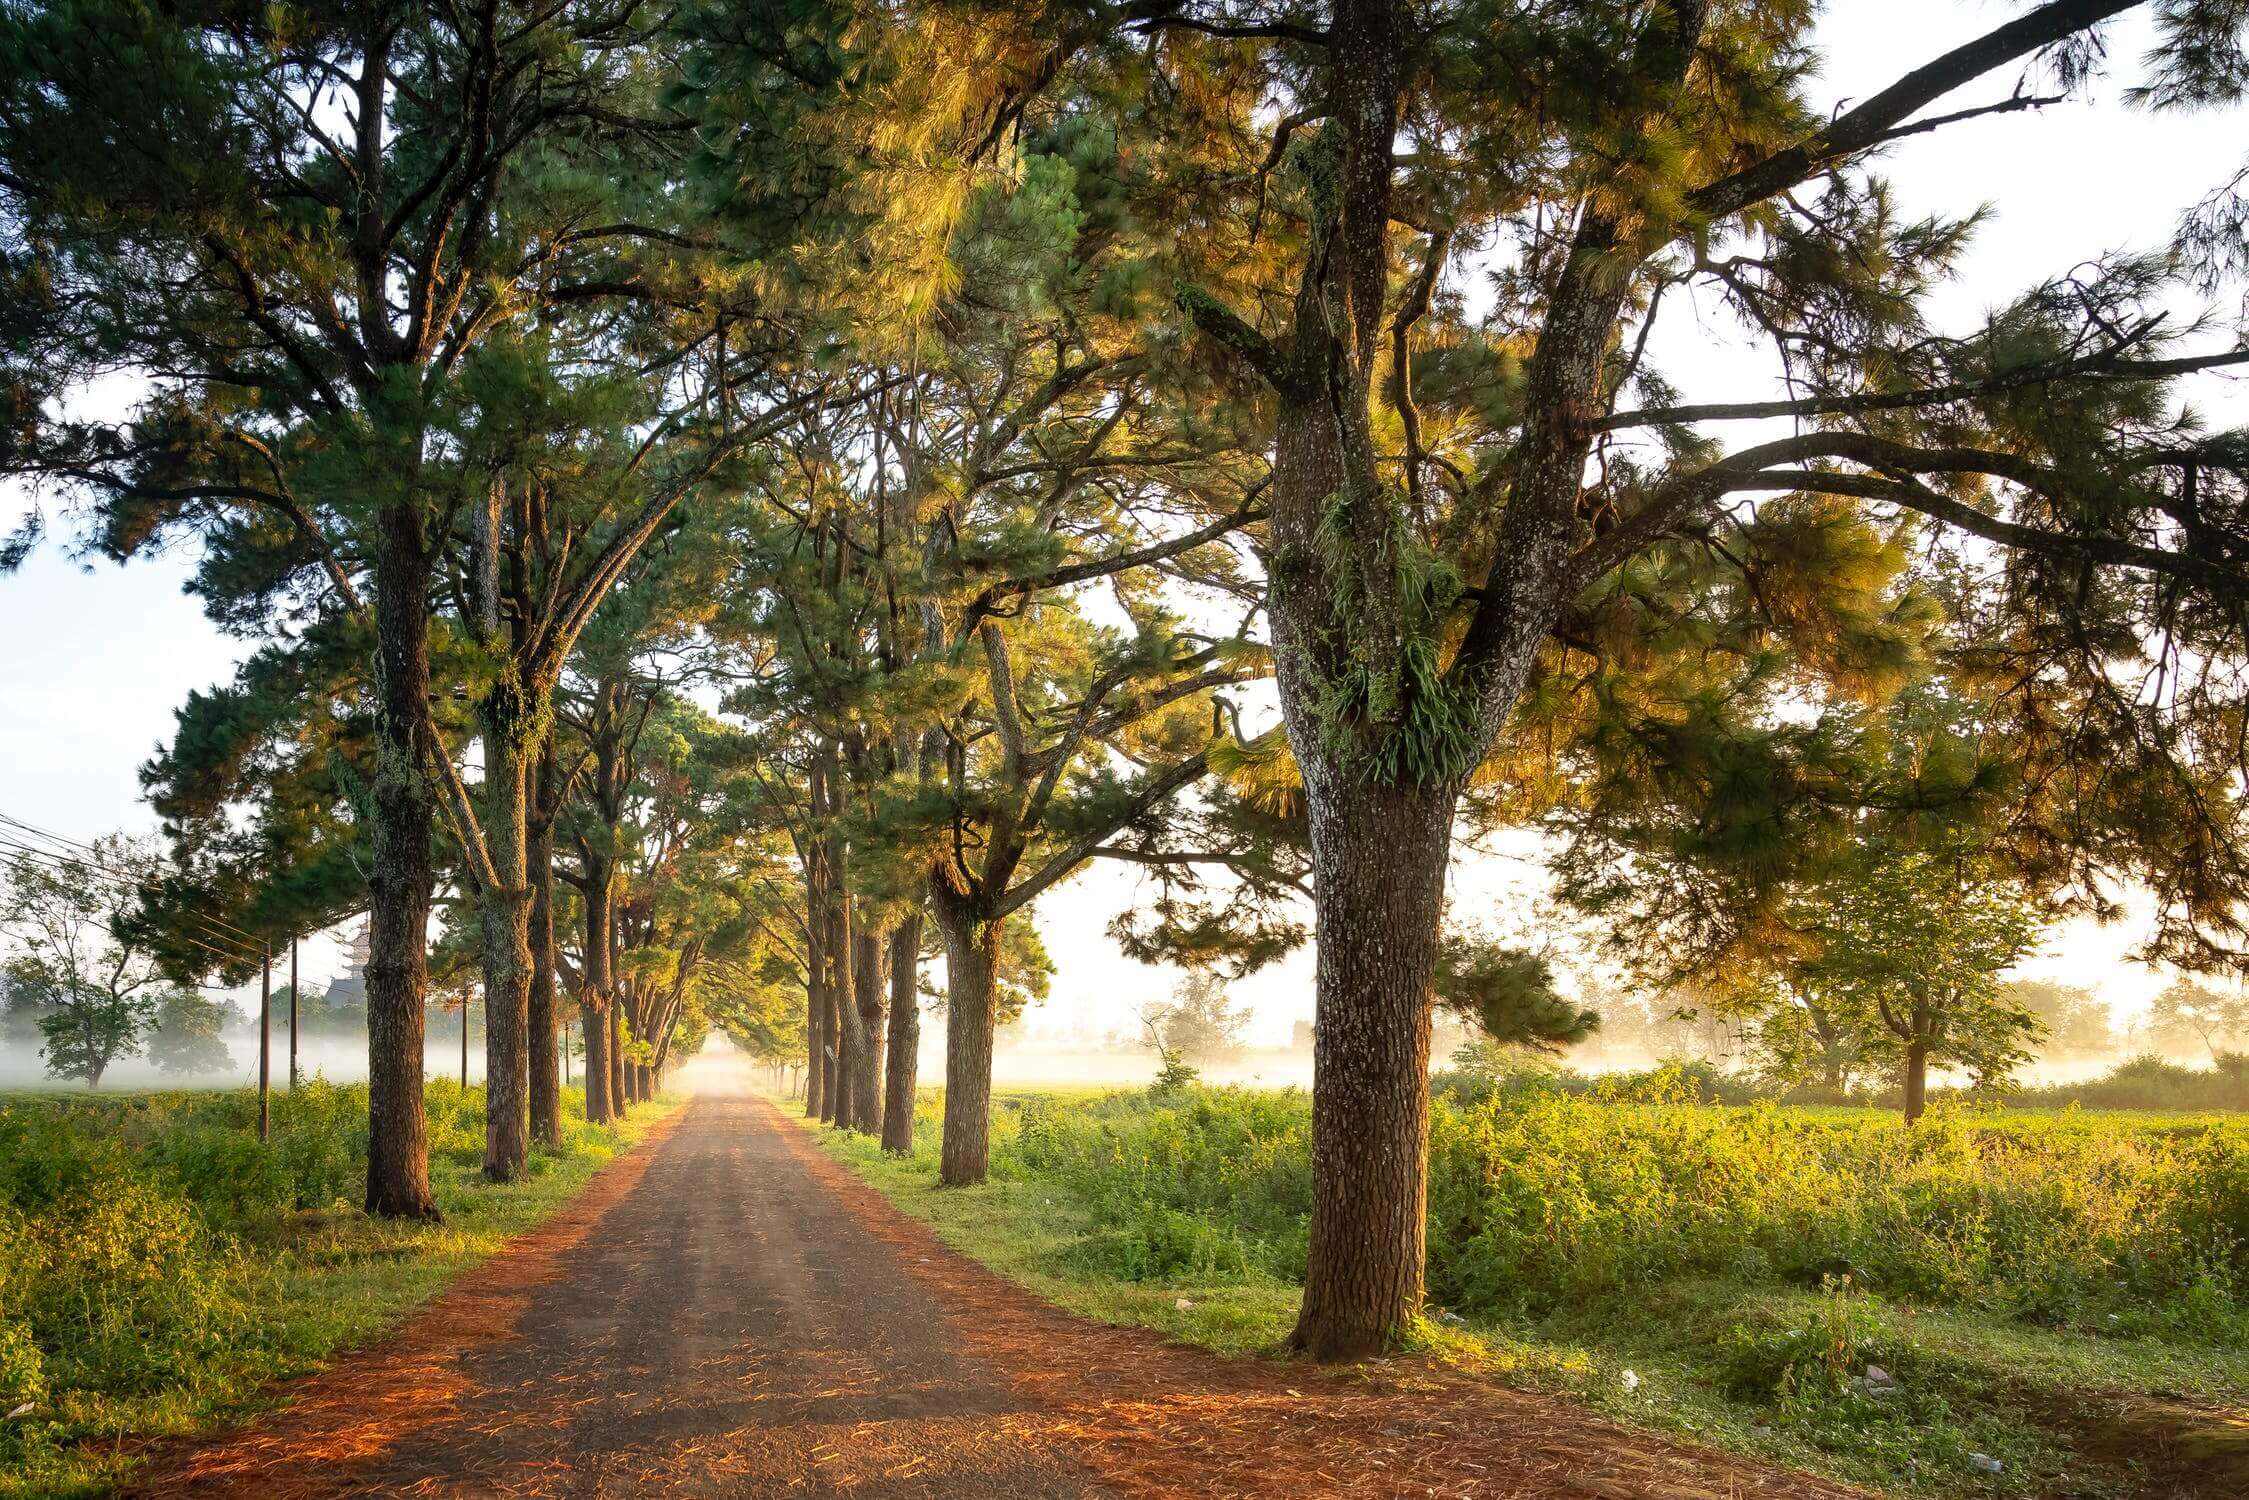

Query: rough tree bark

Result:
[607,1000,625,1110]
[579,842,616,1124]
[365,504,439,1219]
[528,746,562,1146]
[477,707,535,1182]
[1285,781,1454,1360]
[1903,1037,1931,1124]
[935,886,1003,1187]
[619,985,642,1107]
[850,924,888,1134]
[804,921,828,1121]
[881,912,922,1153]
[580,990,612,1122]
[824,977,849,1126]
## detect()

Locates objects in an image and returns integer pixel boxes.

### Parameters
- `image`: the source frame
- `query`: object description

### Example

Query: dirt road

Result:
[133,1087,1864,1498]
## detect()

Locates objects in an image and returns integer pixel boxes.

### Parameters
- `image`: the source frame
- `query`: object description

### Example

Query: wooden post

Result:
[288,935,299,1090]
[258,946,271,1142]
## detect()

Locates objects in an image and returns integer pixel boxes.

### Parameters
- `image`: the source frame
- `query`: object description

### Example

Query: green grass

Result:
[792,1078,2249,1500]
[801,1101,1303,1355]
[0,1079,677,1499]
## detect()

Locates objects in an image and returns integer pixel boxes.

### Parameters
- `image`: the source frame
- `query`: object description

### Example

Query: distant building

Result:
[321,920,372,1013]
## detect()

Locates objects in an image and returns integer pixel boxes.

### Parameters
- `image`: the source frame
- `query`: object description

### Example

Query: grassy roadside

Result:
[0,1081,679,1499]
[788,1083,2249,1500]
[787,1087,1304,1357]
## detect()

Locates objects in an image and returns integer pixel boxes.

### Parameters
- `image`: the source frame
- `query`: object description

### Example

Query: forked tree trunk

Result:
[937,895,1003,1187]
[881,912,922,1153]
[1285,777,1455,1362]
[478,708,535,1183]
[365,504,439,1220]
[528,754,562,1146]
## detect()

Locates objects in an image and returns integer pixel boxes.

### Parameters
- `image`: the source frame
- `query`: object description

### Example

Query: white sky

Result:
[4,2,2245,1043]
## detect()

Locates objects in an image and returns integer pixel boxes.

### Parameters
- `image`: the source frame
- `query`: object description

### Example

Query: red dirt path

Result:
[125,1088,1867,1498]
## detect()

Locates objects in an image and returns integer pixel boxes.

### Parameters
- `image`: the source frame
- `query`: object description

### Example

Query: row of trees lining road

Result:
[7,0,2249,1361]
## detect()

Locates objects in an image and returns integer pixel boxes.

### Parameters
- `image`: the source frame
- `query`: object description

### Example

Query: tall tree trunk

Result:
[823,886,845,1119]
[258,949,271,1143]
[528,749,562,1146]
[365,504,438,1219]
[804,928,828,1119]
[580,847,617,1124]
[809,771,859,1129]
[581,999,611,1121]
[825,974,850,1126]
[1285,778,1454,1362]
[288,936,299,1090]
[607,999,624,1107]
[607,1002,624,1117]
[478,710,535,1183]
[881,912,921,1153]
[850,923,887,1133]
[629,986,650,1105]
[936,891,1003,1187]
[1903,1039,1930,1124]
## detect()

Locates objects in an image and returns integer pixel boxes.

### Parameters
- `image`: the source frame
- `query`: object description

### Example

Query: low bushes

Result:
[2007,1052,2249,1112]
[982,1075,2249,1339]
[0,1080,652,1496]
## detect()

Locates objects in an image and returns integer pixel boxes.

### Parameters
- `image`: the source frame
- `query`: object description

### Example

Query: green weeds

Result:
[0,1081,672,1498]
[805,1077,2249,1498]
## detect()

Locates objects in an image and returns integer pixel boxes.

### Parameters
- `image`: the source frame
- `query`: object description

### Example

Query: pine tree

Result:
[695,126,1274,1167]
[0,2,740,1216]
[896,0,2249,1355]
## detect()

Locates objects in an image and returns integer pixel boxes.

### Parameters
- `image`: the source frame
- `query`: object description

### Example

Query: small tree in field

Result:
[2148,978,2249,1063]
[0,839,168,1087]
[1141,1009,1202,1096]
[1146,971,1252,1066]
[147,990,236,1077]
[1806,850,2046,1122]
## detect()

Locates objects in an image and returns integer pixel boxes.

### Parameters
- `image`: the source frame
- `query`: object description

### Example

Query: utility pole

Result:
[258,945,271,1142]
[288,935,299,1089]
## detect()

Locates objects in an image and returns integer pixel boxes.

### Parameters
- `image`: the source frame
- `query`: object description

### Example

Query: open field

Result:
[0,1081,678,1498]
[801,1074,2249,1499]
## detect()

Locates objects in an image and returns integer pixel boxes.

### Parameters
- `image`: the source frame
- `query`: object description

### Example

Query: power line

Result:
[0,813,270,948]
[4,910,252,994]
[0,833,266,966]
[0,811,281,958]
[0,833,268,970]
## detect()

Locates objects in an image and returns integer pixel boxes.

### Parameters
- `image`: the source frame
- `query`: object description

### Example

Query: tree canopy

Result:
[8,0,2249,1364]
